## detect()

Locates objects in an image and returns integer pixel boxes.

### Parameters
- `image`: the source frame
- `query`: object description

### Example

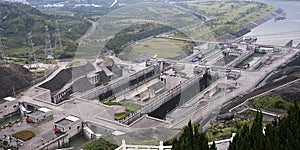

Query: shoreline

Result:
[216,7,285,42]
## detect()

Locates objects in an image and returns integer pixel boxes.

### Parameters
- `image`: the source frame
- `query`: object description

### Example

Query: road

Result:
[76,19,98,46]
[110,0,118,8]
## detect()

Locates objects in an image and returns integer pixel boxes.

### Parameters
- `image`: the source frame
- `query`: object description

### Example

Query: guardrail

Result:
[115,140,172,150]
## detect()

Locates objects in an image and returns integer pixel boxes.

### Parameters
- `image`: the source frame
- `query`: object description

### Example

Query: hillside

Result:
[0,64,33,98]
[0,2,91,59]
[105,23,174,54]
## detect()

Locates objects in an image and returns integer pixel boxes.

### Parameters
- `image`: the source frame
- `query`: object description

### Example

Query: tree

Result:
[84,138,118,150]
[172,121,215,150]
[229,102,300,150]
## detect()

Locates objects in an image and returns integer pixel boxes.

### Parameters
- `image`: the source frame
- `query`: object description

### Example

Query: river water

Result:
[246,0,300,46]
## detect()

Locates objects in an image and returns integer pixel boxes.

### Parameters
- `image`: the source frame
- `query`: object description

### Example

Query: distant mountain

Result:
[0,2,91,59]
[26,0,113,6]
[0,0,28,4]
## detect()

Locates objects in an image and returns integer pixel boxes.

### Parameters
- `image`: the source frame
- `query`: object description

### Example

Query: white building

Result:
[26,107,53,123]
[54,115,82,138]
[0,97,19,120]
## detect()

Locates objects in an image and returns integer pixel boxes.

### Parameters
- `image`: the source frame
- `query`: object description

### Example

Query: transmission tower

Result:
[27,32,36,62]
[44,25,53,59]
[54,21,63,51]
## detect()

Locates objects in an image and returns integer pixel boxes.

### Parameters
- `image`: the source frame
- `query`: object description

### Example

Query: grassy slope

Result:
[176,1,276,39]
[122,38,194,59]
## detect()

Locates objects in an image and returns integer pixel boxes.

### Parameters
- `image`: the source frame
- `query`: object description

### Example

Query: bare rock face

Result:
[0,64,33,98]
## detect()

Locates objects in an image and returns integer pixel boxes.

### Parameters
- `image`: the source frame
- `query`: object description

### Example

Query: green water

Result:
[69,134,88,148]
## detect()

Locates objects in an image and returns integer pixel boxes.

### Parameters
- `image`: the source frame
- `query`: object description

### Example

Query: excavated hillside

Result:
[0,64,33,98]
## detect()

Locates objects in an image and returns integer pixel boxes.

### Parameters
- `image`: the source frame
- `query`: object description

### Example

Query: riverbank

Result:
[216,7,284,42]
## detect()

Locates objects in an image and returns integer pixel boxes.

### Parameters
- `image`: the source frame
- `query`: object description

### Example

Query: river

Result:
[246,0,300,46]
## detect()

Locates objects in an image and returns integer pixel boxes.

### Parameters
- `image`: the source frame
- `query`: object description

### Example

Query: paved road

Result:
[110,0,118,8]
[77,19,98,46]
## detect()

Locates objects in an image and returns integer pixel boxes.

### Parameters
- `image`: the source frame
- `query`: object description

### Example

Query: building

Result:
[54,115,82,139]
[0,97,19,120]
[26,107,53,123]
[255,47,274,53]
[227,70,241,80]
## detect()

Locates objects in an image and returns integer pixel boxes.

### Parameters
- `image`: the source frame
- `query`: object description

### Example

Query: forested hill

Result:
[0,2,91,58]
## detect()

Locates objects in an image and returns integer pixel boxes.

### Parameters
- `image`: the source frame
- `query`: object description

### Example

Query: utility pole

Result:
[54,20,63,51]
[27,32,36,62]
[44,25,53,59]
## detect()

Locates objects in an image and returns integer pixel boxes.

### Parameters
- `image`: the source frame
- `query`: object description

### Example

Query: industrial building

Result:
[54,115,82,139]
[0,97,19,120]
[26,107,53,123]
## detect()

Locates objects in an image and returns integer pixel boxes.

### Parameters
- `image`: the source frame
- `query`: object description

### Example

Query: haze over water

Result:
[246,0,300,46]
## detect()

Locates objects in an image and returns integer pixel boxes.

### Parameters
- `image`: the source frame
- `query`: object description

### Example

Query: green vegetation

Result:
[121,38,194,60]
[0,114,21,127]
[169,102,300,149]
[103,100,142,120]
[105,23,174,54]
[175,1,275,39]
[113,101,142,120]
[84,138,118,150]
[103,101,121,106]
[114,112,131,120]
[229,102,300,150]
[0,2,91,59]
[252,96,293,110]
[119,101,142,112]
[168,121,216,150]
[76,2,202,58]
[69,134,88,148]
[12,130,36,141]
[207,120,251,141]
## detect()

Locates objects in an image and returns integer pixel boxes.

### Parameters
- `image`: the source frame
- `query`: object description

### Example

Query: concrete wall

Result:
[163,75,186,90]
[82,65,159,101]
[55,120,82,139]
[32,87,52,103]
[37,134,69,150]
[0,100,18,119]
